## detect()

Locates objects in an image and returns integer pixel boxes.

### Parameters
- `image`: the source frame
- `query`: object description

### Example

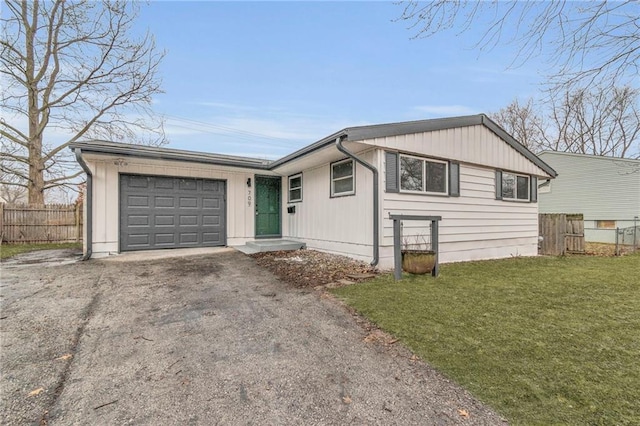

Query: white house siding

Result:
[83,153,266,257]
[281,150,376,263]
[380,162,539,268]
[368,124,550,178]
[538,152,640,244]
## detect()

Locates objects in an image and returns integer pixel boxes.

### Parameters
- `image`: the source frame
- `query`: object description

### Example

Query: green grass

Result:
[0,242,82,259]
[332,255,640,425]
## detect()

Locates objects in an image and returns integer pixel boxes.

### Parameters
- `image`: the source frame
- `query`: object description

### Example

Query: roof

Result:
[69,140,271,169]
[261,114,556,177]
[70,114,557,177]
[539,151,640,164]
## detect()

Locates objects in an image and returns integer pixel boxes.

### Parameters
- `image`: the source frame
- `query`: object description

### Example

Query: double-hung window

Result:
[288,173,302,202]
[495,170,537,202]
[331,159,355,197]
[399,154,448,194]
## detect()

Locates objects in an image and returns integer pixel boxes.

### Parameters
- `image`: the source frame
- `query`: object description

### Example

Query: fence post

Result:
[0,203,4,243]
[75,203,81,242]
[634,216,638,253]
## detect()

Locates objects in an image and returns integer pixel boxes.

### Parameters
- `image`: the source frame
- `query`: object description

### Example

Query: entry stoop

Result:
[235,239,306,255]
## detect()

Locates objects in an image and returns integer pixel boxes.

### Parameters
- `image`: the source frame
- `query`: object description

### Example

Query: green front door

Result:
[255,176,281,237]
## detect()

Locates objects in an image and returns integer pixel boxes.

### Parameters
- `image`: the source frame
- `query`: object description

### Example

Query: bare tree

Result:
[1,0,165,205]
[398,1,640,90]
[491,86,640,159]
[541,86,640,158]
[490,98,544,152]
[0,168,27,204]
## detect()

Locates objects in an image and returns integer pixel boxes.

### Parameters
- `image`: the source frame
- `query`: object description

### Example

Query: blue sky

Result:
[138,1,547,159]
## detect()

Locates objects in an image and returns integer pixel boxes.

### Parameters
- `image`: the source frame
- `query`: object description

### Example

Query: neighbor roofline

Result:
[69,140,272,169]
[539,150,640,163]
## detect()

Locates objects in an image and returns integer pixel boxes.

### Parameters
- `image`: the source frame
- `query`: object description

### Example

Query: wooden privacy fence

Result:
[0,203,83,244]
[539,213,585,255]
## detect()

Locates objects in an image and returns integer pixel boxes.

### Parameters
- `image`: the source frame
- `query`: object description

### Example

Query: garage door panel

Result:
[202,215,219,226]
[202,232,220,243]
[127,215,149,226]
[202,180,223,192]
[180,215,198,226]
[179,233,199,244]
[203,198,220,209]
[120,175,226,251]
[155,233,176,245]
[128,195,149,207]
[128,176,149,188]
[128,234,150,247]
[180,197,198,208]
[155,177,175,189]
[180,180,197,190]
[155,215,175,226]
[155,196,175,208]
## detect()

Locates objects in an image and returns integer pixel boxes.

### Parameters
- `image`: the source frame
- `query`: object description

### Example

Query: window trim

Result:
[499,171,531,202]
[288,173,303,203]
[330,158,356,197]
[399,153,448,195]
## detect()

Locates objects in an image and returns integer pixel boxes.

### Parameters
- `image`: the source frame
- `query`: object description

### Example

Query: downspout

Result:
[74,148,92,260]
[335,137,379,267]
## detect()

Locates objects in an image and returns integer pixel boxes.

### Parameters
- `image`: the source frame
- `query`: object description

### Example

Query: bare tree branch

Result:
[491,86,640,159]
[398,1,639,90]
[1,0,166,205]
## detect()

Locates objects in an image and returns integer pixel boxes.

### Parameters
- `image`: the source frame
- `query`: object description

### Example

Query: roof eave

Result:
[69,140,271,170]
[268,129,347,170]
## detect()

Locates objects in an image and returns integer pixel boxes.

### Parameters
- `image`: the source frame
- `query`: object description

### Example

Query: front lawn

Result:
[332,255,640,425]
[0,242,82,259]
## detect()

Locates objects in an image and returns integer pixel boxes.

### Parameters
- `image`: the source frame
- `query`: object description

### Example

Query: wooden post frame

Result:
[389,214,442,280]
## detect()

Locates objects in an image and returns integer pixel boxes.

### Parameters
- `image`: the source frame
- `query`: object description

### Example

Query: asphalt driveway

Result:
[1,249,505,425]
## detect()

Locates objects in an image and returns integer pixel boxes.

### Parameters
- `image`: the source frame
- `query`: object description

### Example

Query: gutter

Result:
[335,137,379,267]
[74,148,92,260]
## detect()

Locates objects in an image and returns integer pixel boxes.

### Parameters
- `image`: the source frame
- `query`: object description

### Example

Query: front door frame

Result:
[254,175,282,239]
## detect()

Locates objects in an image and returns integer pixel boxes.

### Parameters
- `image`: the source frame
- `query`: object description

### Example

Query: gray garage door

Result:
[120,174,226,251]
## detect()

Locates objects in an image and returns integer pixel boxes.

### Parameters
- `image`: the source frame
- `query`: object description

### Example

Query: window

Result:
[497,171,532,201]
[288,173,302,202]
[399,154,447,194]
[331,159,355,196]
[596,220,616,229]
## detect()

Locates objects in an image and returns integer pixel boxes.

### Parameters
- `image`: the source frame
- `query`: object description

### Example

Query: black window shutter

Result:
[385,151,399,192]
[449,162,460,197]
[495,170,503,200]
[530,176,538,203]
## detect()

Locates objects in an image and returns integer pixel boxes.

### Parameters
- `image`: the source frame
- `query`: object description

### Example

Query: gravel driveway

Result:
[1,249,505,425]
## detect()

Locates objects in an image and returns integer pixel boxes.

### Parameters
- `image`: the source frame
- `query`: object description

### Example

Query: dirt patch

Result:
[251,249,378,288]
[584,242,637,256]
[164,257,222,278]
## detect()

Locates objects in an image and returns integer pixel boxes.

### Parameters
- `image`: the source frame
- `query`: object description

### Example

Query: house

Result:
[70,114,556,269]
[538,152,640,244]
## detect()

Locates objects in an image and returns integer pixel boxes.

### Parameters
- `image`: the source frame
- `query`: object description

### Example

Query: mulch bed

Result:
[251,249,378,288]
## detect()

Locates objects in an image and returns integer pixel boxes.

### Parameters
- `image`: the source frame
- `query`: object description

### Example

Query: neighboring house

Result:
[538,152,640,244]
[70,114,556,269]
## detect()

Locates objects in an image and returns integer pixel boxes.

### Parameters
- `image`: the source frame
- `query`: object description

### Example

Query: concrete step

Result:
[246,239,306,252]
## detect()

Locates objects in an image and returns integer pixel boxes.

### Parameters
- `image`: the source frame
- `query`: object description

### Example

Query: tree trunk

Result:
[25,0,45,206]
[28,138,45,205]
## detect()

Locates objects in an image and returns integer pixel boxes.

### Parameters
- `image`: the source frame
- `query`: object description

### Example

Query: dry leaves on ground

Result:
[584,242,636,257]
[251,249,377,288]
